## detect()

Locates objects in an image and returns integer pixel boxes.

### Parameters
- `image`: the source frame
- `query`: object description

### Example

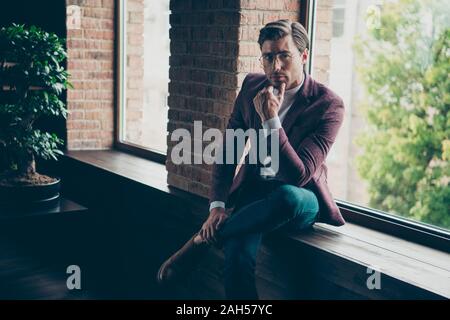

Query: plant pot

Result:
[0,178,61,212]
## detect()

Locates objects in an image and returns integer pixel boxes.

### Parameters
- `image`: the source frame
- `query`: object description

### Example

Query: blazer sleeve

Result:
[208,75,251,205]
[277,100,344,187]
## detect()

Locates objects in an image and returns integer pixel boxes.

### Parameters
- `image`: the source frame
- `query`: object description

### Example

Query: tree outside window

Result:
[313,0,449,230]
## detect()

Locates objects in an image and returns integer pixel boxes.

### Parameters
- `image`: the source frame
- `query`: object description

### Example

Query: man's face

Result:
[260,35,308,90]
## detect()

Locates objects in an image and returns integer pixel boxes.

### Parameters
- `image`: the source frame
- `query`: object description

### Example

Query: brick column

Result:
[166,0,240,197]
[166,0,301,198]
[66,0,115,150]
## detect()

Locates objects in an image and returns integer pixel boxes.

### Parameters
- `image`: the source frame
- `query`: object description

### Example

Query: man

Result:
[157,19,345,299]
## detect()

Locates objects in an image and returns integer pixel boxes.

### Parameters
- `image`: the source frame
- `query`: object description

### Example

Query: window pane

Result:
[120,0,169,154]
[332,6,345,37]
[332,22,344,37]
[333,8,345,21]
[312,0,449,230]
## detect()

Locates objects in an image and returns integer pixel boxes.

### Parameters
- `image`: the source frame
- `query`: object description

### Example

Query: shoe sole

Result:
[156,260,168,284]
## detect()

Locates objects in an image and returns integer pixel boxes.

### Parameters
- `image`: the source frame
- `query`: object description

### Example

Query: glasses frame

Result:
[259,51,295,68]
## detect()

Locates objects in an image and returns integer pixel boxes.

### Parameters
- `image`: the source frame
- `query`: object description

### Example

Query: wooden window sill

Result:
[61,150,450,299]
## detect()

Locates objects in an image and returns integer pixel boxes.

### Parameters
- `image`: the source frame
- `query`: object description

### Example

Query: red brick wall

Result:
[166,0,301,198]
[123,0,145,144]
[238,0,300,76]
[66,0,115,150]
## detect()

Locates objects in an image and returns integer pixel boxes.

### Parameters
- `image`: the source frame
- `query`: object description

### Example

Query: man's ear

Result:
[301,48,309,65]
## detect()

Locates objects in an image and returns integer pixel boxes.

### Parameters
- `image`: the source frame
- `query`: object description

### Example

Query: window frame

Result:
[304,0,449,251]
[114,0,167,164]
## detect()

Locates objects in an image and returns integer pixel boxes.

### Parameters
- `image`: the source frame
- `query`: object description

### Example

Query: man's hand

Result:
[253,83,286,122]
[200,207,229,244]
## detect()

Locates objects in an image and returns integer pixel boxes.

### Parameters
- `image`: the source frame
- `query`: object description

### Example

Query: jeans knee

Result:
[269,184,318,220]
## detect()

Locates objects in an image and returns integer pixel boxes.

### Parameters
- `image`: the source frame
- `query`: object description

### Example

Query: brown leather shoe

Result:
[156,234,209,285]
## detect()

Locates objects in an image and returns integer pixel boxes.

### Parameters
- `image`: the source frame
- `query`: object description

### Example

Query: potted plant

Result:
[0,24,70,211]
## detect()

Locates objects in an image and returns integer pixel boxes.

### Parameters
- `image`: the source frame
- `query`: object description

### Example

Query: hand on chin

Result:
[270,77,287,89]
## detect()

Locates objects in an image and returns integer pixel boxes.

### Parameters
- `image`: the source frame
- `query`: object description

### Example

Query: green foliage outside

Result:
[354,0,449,229]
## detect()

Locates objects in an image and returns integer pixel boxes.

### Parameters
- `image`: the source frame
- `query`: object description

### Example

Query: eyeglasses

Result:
[259,51,294,67]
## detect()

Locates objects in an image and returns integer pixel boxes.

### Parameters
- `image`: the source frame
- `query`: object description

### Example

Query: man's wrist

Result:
[262,116,282,137]
[209,200,225,212]
[267,110,279,120]
[262,116,282,128]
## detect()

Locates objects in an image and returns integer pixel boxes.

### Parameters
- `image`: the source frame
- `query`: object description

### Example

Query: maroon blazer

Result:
[209,73,346,226]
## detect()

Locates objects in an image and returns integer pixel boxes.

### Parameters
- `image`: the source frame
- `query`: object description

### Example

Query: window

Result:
[332,0,345,37]
[117,0,170,157]
[310,0,449,231]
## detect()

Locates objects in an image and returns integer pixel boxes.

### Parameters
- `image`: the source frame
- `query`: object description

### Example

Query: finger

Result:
[267,85,274,95]
[259,90,265,100]
[279,82,286,99]
[253,96,263,116]
[206,224,212,241]
[253,102,260,115]
[215,216,222,229]
[254,92,261,105]
[266,86,277,101]
[208,225,216,244]
[209,227,217,244]
[200,227,206,240]
[253,95,260,108]
[257,91,265,103]
[204,230,210,245]
[215,216,224,229]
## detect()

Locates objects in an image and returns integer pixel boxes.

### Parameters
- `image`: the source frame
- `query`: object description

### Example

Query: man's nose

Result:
[271,56,282,72]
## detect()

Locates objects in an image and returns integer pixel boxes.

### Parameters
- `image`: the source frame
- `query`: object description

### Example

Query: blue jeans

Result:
[216,178,319,300]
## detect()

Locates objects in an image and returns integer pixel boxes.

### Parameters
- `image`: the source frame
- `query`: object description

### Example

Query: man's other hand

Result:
[200,207,229,245]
